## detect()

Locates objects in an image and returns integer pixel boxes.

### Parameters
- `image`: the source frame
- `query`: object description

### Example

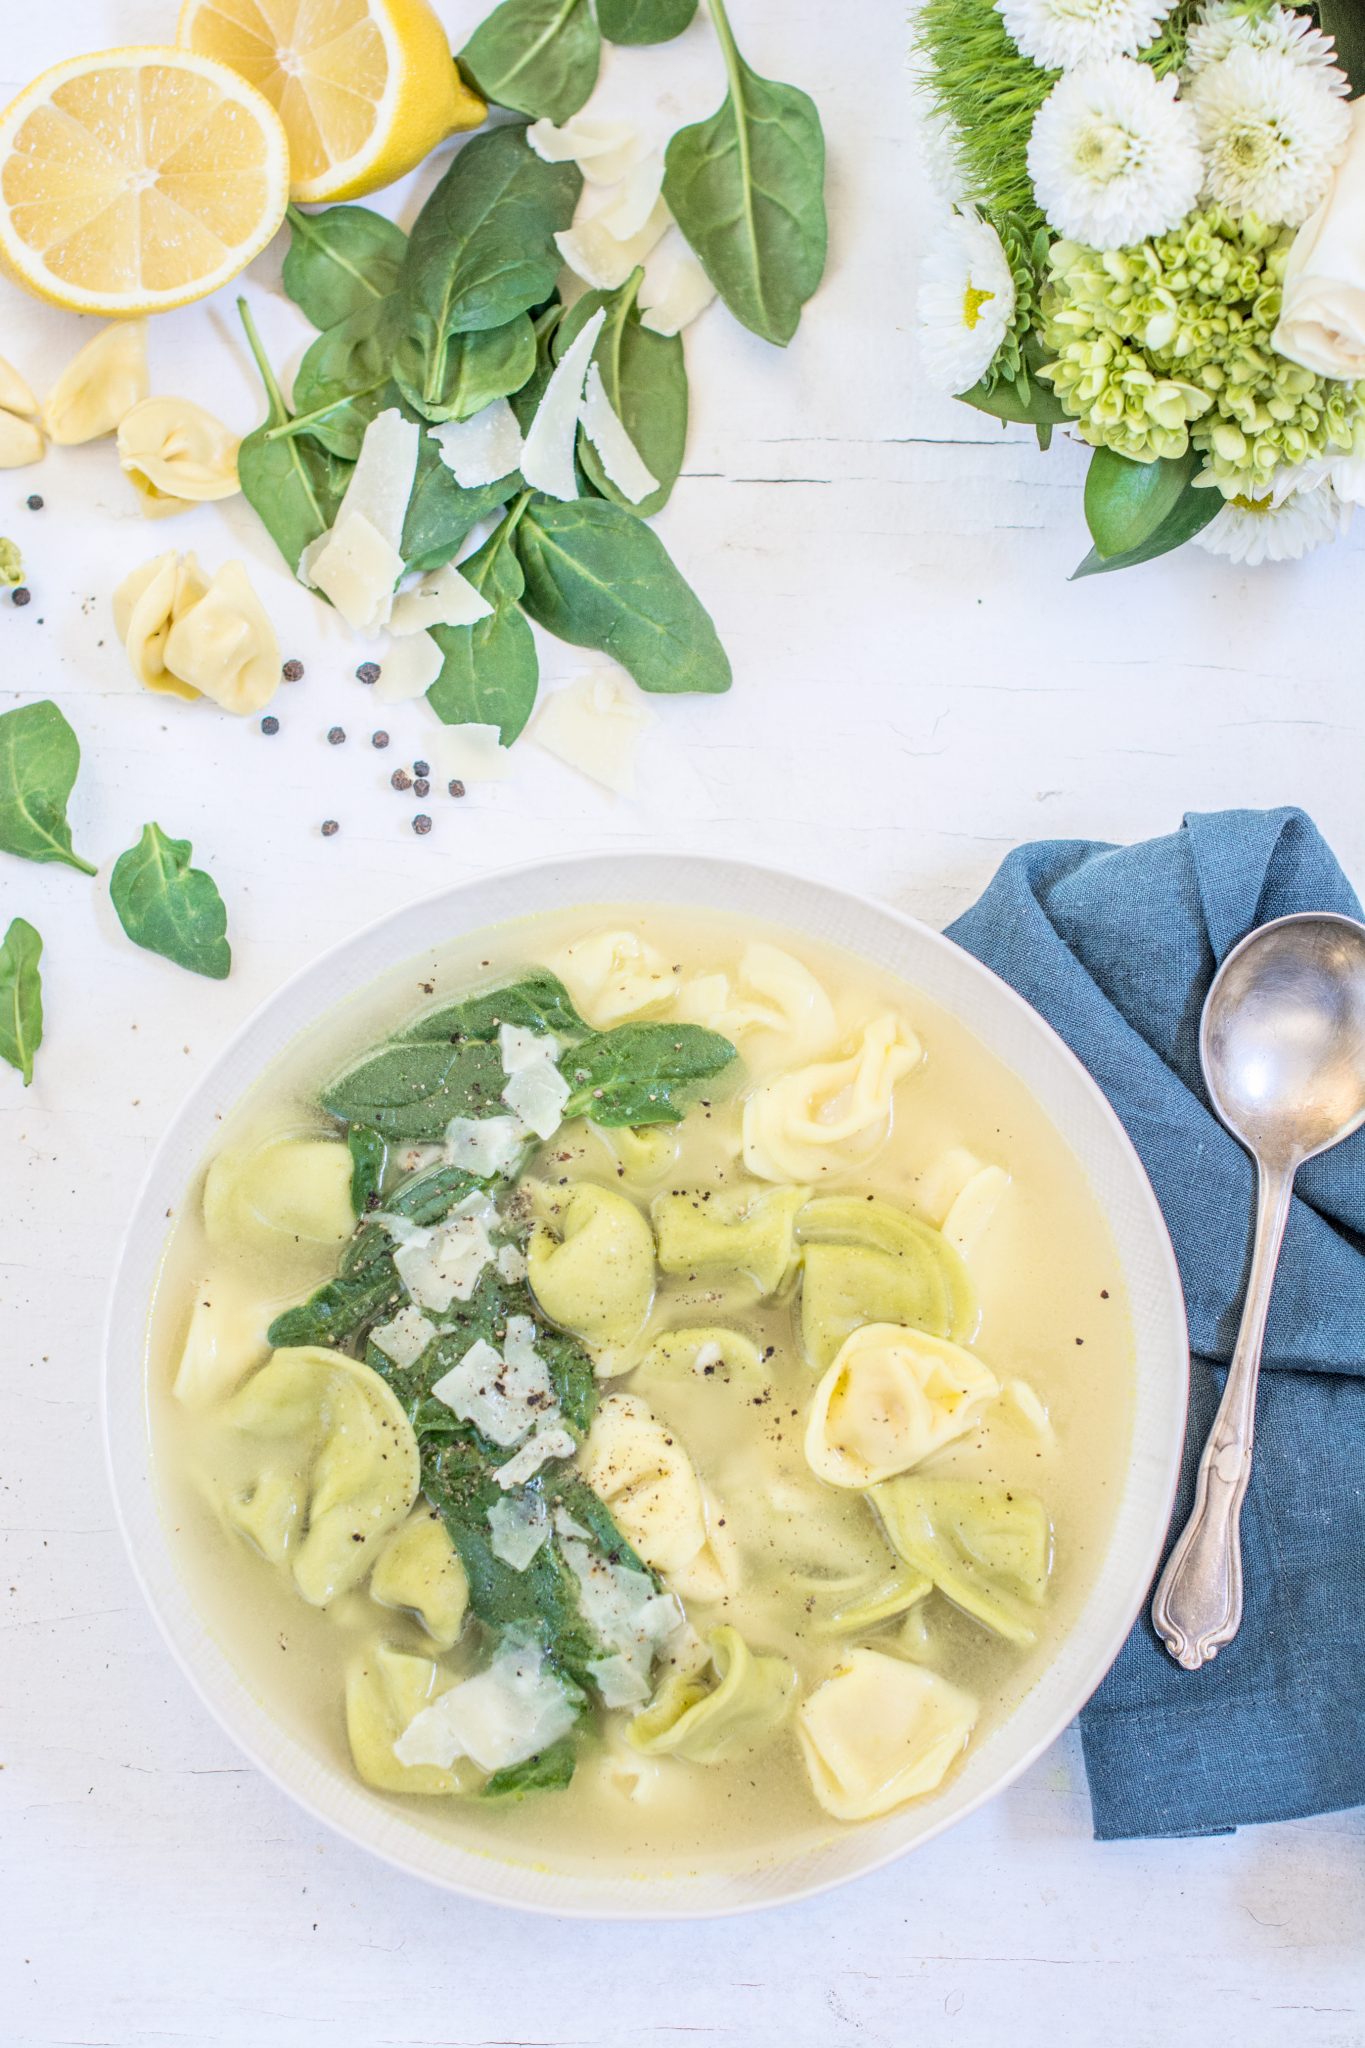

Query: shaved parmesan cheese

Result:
[435,722,512,784]
[339,407,418,555]
[639,227,718,336]
[502,1058,571,1139]
[487,1491,550,1569]
[521,307,604,500]
[393,1634,578,1771]
[394,1195,496,1311]
[559,1533,683,1704]
[370,1303,438,1369]
[555,197,671,293]
[579,363,658,504]
[390,562,494,636]
[429,400,523,489]
[431,1317,559,1447]
[595,155,664,240]
[371,629,444,700]
[296,530,329,589]
[493,1426,576,1491]
[528,115,644,186]
[444,1113,530,1178]
[309,509,403,633]
[496,1241,529,1283]
[498,1023,559,1073]
[532,668,653,795]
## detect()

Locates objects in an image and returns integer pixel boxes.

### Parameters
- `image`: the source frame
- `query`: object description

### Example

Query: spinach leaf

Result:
[281,204,407,330]
[395,313,537,424]
[1083,446,1201,560]
[428,503,540,743]
[0,701,96,876]
[384,1159,488,1224]
[269,1258,403,1350]
[598,0,697,43]
[482,1736,578,1799]
[510,301,565,431]
[284,301,398,460]
[1071,470,1220,578]
[237,299,351,575]
[662,0,826,346]
[109,824,231,980]
[348,1125,387,1213]
[516,494,731,694]
[559,268,687,517]
[406,966,587,1043]
[322,1035,507,1141]
[538,1329,598,1434]
[460,0,600,123]
[560,1021,737,1124]
[402,424,523,576]
[0,916,43,1087]
[396,126,579,418]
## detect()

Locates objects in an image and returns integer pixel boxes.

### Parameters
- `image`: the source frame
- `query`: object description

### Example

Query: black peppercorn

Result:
[281,658,304,681]
[391,768,412,791]
[260,714,280,734]
[371,729,390,749]
[448,779,466,798]
[413,813,432,835]
[25,494,42,511]
[356,661,380,685]
[413,776,430,797]
[412,758,430,777]
[11,586,30,607]
[321,819,339,837]
[327,725,345,745]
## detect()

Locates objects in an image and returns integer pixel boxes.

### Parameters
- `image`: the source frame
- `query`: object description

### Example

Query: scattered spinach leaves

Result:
[322,1035,508,1141]
[428,500,540,742]
[407,966,586,1042]
[459,0,600,124]
[394,313,538,425]
[0,700,96,876]
[282,203,407,331]
[482,1737,579,1799]
[284,301,399,459]
[559,267,687,516]
[560,1021,737,1124]
[0,916,43,1086]
[348,1125,388,1214]
[237,299,351,575]
[109,824,232,980]
[598,0,697,43]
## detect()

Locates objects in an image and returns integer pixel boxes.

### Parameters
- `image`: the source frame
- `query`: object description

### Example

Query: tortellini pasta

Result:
[742,1013,922,1183]
[652,1181,807,1295]
[552,928,680,1025]
[635,1325,768,1395]
[172,1276,268,1407]
[673,942,837,1077]
[526,1181,655,1362]
[117,396,242,515]
[220,1346,420,1605]
[113,550,210,700]
[797,1195,977,1368]
[580,1392,734,1601]
[369,1509,469,1648]
[44,319,148,444]
[629,1626,796,1764]
[113,551,281,715]
[345,1642,470,1796]
[796,1649,977,1820]
[795,1560,932,1636]
[0,354,43,467]
[805,1324,1000,1488]
[203,1135,355,1264]
[872,1477,1053,1645]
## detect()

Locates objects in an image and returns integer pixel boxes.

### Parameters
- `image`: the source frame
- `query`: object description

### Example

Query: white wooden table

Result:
[3,4,1362,2043]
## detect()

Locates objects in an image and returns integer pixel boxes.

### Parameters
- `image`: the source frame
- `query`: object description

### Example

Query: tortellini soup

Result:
[149,909,1133,1878]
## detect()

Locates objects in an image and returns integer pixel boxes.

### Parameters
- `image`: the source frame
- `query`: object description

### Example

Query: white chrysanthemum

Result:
[995,0,1169,71]
[917,103,970,203]
[1270,454,1365,508]
[1027,59,1202,247]
[1189,44,1352,225]
[916,210,1018,395]
[1185,1,1347,83]
[1194,478,1347,565]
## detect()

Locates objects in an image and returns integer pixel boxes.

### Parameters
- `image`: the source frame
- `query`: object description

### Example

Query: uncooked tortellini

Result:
[44,320,148,444]
[580,1392,733,1601]
[797,1648,977,1820]
[118,396,241,516]
[0,353,43,468]
[220,1345,420,1605]
[742,1013,922,1183]
[629,1626,796,1764]
[203,1134,355,1264]
[112,550,210,700]
[674,942,837,1077]
[369,1509,469,1648]
[526,1181,655,1361]
[113,551,281,715]
[872,1476,1052,1645]
[652,1181,807,1295]
[804,1324,999,1488]
[346,1642,469,1795]
[553,928,680,1025]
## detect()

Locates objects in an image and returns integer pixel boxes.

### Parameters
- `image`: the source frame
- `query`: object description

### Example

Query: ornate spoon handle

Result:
[1150,1160,1295,1671]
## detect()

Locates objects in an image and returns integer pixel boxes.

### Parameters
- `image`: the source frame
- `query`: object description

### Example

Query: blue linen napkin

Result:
[947,807,1365,1841]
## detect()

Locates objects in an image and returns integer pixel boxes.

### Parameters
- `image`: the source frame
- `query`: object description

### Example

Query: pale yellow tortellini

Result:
[797,1649,978,1820]
[113,550,211,701]
[797,1195,978,1366]
[369,1509,468,1649]
[635,1325,769,1395]
[221,1345,420,1606]
[652,1181,808,1296]
[628,1626,796,1764]
[117,396,242,516]
[871,1477,1052,1646]
[552,928,680,1025]
[0,354,43,467]
[113,551,280,714]
[345,1642,470,1796]
[599,1121,681,1186]
[804,1324,999,1488]
[580,1391,734,1601]
[742,1013,922,1183]
[203,1134,355,1265]
[526,1181,655,1362]
[795,1559,933,1636]
[172,1275,269,1407]
[673,942,837,1078]
[43,320,148,443]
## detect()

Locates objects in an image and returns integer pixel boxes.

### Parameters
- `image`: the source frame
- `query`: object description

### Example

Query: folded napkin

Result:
[947,808,1365,1841]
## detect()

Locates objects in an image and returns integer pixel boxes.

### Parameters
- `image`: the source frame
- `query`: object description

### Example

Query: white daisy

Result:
[916,210,1018,395]
[1270,454,1365,508]
[918,103,970,204]
[1194,478,1347,564]
[1189,44,1352,225]
[995,0,1170,72]
[1185,2,1347,84]
[1027,58,1203,248]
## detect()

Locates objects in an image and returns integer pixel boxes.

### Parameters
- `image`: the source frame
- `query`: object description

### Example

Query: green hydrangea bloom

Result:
[1040,209,1365,497]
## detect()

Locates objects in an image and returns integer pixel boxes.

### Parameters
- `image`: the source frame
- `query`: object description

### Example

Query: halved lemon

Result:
[178,0,486,206]
[0,46,291,316]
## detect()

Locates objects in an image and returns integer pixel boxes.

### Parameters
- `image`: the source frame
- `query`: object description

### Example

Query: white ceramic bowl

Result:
[104,854,1188,1918]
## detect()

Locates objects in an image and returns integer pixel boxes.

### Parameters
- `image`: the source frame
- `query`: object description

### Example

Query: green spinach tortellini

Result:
[369,1508,469,1648]
[345,1642,470,1796]
[203,1134,355,1263]
[652,1182,807,1295]
[629,1626,797,1764]
[797,1194,978,1368]
[635,1325,769,1395]
[872,1476,1053,1646]
[796,1649,977,1820]
[526,1181,655,1359]
[219,1345,420,1606]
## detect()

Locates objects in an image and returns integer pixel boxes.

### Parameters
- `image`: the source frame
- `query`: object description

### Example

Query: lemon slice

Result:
[0,46,290,316]
[178,0,486,206]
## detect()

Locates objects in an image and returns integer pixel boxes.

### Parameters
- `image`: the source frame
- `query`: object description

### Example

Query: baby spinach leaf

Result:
[510,301,565,431]
[598,0,697,43]
[0,701,96,876]
[1071,472,1220,579]
[269,1259,403,1350]
[109,824,231,980]
[322,1036,507,1141]
[560,1021,737,1124]
[0,916,43,1087]
[428,504,540,743]
[395,313,537,424]
[1083,446,1201,560]
[559,268,687,517]
[384,1159,488,1224]
[281,204,407,330]
[402,428,522,576]
[237,299,351,574]
[516,494,731,694]
[348,1125,387,1213]
[407,966,586,1043]
[460,0,600,122]
[538,1329,598,1434]
[285,300,398,459]
[662,0,826,346]
[482,1737,578,1799]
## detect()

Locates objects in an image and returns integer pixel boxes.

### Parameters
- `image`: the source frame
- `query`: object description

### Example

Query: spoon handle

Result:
[1150,1159,1295,1671]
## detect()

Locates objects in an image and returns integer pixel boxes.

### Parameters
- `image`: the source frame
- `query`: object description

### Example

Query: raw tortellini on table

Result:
[117,396,241,515]
[673,942,837,1077]
[742,1012,922,1183]
[526,1180,655,1362]
[43,320,148,444]
[796,1649,978,1820]
[872,1476,1053,1646]
[369,1509,469,1649]
[112,550,281,715]
[804,1324,1000,1488]
[652,1181,808,1296]
[203,1134,355,1265]
[629,1625,796,1764]
[0,353,44,467]
[580,1392,735,1602]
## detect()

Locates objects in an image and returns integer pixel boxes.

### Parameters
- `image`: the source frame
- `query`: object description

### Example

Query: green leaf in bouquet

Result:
[1083,446,1203,560]
[1071,468,1222,579]
[1318,1,1365,97]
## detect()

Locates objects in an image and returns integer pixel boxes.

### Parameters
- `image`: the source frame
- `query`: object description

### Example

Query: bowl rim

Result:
[102,851,1189,1920]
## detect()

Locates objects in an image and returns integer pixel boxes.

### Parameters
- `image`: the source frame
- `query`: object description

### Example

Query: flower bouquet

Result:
[914,0,1365,571]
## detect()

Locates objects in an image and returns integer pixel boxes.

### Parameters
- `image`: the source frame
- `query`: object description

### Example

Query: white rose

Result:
[1274,100,1365,380]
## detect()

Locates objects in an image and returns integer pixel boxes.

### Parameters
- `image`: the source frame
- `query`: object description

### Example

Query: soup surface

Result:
[148,905,1133,1878]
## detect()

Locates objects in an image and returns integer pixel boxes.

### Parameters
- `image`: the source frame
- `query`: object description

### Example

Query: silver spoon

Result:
[1151,910,1365,1671]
